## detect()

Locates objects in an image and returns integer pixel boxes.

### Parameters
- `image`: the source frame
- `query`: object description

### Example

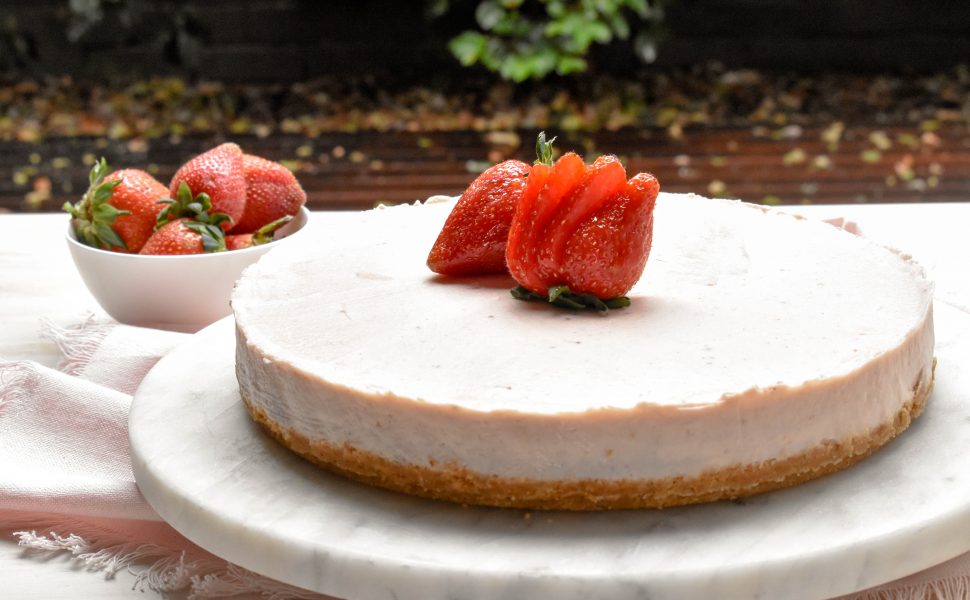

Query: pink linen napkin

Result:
[0,318,326,599]
[0,213,966,600]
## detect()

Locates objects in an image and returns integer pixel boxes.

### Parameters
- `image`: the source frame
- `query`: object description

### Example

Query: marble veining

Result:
[130,304,970,600]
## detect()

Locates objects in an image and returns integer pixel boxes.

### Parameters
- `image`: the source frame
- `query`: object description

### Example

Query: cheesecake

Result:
[232,193,935,510]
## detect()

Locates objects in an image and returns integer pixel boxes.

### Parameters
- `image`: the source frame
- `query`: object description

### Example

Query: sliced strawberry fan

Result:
[507,132,659,311]
[427,132,660,312]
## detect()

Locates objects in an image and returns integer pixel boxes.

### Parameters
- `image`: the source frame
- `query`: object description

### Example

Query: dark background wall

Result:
[2,0,969,82]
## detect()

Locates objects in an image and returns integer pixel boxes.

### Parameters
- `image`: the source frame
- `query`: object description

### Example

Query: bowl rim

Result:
[65,206,310,260]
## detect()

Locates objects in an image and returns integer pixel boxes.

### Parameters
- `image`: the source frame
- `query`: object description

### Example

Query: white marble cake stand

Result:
[130,303,970,600]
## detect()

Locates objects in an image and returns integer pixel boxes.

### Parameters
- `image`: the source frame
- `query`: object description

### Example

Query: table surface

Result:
[1,203,968,599]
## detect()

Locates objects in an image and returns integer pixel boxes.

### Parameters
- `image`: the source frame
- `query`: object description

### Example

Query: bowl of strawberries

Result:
[65,143,308,332]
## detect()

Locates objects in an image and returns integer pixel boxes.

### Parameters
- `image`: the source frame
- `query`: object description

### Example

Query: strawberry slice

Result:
[505,158,551,293]
[557,172,659,300]
[168,143,246,231]
[427,159,529,275]
[507,134,586,295]
[542,154,627,269]
[506,135,660,311]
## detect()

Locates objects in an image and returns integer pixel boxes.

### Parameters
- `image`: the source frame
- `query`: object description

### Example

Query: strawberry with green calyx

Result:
[63,158,169,253]
[226,215,293,250]
[506,133,660,312]
[140,184,232,255]
[168,143,247,231]
[139,218,228,255]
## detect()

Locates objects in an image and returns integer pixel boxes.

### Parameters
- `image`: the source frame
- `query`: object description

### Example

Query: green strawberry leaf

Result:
[510,284,630,313]
[156,185,223,229]
[62,200,80,219]
[88,157,109,187]
[195,192,213,212]
[603,296,632,309]
[76,222,100,248]
[95,221,127,250]
[510,285,546,302]
[156,201,175,227]
[208,212,232,229]
[92,179,121,204]
[93,202,130,221]
[177,181,193,204]
[184,221,227,253]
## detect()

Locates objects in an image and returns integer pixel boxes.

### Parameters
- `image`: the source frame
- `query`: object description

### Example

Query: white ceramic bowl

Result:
[66,208,309,332]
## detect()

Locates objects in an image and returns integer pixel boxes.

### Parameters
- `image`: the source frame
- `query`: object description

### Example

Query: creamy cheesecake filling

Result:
[240,385,931,510]
[233,193,934,497]
[235,310,932,481]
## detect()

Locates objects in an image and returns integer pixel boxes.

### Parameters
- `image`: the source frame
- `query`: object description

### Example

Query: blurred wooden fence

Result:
[2,126,967,213]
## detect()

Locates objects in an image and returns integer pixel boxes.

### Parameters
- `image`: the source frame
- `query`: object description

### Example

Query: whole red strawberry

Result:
[140,190,231,255]
[169,143,246,231]
[427,159,530,275]
[140,218,228,255]
[231,155,306,234]
[225,234,253,251]
[506,134,659,311]
[64,159,168,253]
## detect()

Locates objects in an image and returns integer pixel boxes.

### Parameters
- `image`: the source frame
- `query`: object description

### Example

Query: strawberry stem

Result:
[251,215,294,246]
[511,285,630,313]
[535,131,557,166]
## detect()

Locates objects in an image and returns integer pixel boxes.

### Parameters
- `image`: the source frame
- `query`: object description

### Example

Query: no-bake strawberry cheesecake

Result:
[232,177,934,509]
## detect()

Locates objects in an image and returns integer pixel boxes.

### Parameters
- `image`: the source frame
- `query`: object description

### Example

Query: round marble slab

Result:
[130,303,970,600]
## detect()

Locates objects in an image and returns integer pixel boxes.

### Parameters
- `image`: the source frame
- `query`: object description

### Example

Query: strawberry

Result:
[139,190,231,255]
[506,133,660,311]
[225,215,293,250]
[63,159,168,253]
[225,235,253,251]
[168,143,246,231]
[426,159,530,275]
[139,219,225,255]
[231,155,306,234]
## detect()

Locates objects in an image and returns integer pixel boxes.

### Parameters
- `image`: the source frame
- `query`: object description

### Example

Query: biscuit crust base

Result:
[241,361,934,511]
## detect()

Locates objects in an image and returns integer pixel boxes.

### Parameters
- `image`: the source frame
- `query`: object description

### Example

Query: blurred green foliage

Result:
[433,0,666,81]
